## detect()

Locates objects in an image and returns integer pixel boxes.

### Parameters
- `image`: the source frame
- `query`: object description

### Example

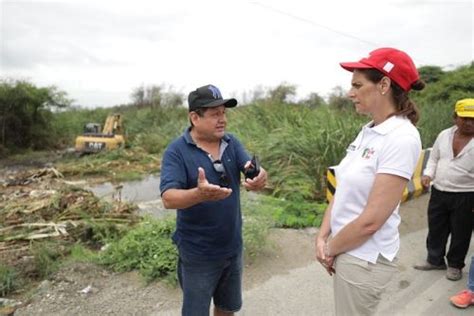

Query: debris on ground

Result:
[2,167,63,187]
[0,167,139,268]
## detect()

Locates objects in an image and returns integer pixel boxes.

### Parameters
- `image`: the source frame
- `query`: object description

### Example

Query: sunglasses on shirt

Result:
[212,160,230,188]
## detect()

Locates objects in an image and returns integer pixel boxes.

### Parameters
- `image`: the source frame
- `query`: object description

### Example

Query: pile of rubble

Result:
[0,167,139,267]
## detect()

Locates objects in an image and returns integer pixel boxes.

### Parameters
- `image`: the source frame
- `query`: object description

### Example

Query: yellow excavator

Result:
[75,113,125,154]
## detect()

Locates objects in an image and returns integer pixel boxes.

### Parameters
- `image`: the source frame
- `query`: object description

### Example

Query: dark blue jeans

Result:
[178,249,243,316]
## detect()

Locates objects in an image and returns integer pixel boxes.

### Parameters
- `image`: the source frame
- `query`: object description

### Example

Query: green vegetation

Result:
[22,202,275,287]
[95,194,278,283]
[229,103,365,200]
[0,264,20,296]
[98,218,178,284]
[415,64,474,107]
[120,106,188,154]
[415,63,474,146]
[0,79,71,155]
[62,191,323,287]
[45,63,474,202]
[273,198,327,228]
[244,193,327,229]
[4,64,471,199]
[68,244,98,263]
[51,107,116,148]
[241,191,276,260]
[30,240,65,279]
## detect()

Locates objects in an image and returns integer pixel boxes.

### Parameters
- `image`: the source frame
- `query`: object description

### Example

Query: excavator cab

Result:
[83,123,101,135]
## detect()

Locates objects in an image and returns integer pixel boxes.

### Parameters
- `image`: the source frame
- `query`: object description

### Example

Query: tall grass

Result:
[0,264,19,296]
[30,240,65,278]
[124,107,188,154]
[417,100,456,148]
[229,103,365,200]
[53,97,453,202]
[229,99,454,201]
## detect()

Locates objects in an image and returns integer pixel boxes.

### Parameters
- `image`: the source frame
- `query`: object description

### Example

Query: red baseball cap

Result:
[340,47,419,92]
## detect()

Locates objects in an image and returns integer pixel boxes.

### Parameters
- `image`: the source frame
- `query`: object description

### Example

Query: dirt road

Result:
[156,195,474,316]
[234,194,474,316]
[14,194,474,315]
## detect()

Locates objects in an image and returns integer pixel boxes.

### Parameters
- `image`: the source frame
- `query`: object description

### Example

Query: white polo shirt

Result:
[331,116,421,263]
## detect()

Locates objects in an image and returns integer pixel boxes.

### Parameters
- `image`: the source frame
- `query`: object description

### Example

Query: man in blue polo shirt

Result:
[160,84,267,316]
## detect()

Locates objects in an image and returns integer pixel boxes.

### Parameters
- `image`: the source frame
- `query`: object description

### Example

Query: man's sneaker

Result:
[446,267,462,281]
[413,261,447,271]
[450,290,474,308]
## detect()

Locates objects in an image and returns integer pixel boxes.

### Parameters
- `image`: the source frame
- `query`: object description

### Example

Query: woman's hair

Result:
[361,69,425,125]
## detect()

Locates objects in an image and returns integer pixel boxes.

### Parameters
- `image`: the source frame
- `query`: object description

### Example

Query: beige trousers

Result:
[334,253,398,316]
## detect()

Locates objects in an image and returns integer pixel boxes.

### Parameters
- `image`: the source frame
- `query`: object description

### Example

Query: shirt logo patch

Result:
[362,147,375,159]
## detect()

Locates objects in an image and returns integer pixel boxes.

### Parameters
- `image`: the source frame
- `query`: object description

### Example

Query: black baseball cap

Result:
[188,84,237,112]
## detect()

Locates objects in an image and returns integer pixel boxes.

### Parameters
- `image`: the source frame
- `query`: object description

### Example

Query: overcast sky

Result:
[1,0,473,108]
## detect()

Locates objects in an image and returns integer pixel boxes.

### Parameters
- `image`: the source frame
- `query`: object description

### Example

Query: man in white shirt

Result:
[414,98,474,281]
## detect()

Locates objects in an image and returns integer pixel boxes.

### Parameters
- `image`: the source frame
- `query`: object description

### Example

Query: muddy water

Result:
[88,175,174,219]
[88,175,161,202]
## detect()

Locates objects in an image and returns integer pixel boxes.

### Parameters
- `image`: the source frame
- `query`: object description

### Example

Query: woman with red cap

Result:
[315,47,425,315]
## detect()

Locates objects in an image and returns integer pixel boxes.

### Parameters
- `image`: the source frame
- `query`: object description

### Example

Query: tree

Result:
[418,66,445,84]
[414,63,474,107]
[130,84,183,109]
[300,92,327,108]
[327,86,353,110]
[0,79,71,150]
[147,85,162,109]
[268,83,297,104]
[161,90,184,108]
[131,85,146,107]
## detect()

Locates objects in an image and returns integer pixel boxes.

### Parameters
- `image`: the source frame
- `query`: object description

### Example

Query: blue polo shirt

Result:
[160,127,250,259]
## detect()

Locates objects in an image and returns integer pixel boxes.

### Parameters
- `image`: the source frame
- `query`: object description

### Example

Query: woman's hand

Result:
[315,237,336,276]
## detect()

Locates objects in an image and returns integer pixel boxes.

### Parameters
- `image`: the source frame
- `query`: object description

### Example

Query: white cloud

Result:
[1,0,472,107]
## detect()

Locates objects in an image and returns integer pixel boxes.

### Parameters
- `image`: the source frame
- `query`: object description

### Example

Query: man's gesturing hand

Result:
[197,167,232,201]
